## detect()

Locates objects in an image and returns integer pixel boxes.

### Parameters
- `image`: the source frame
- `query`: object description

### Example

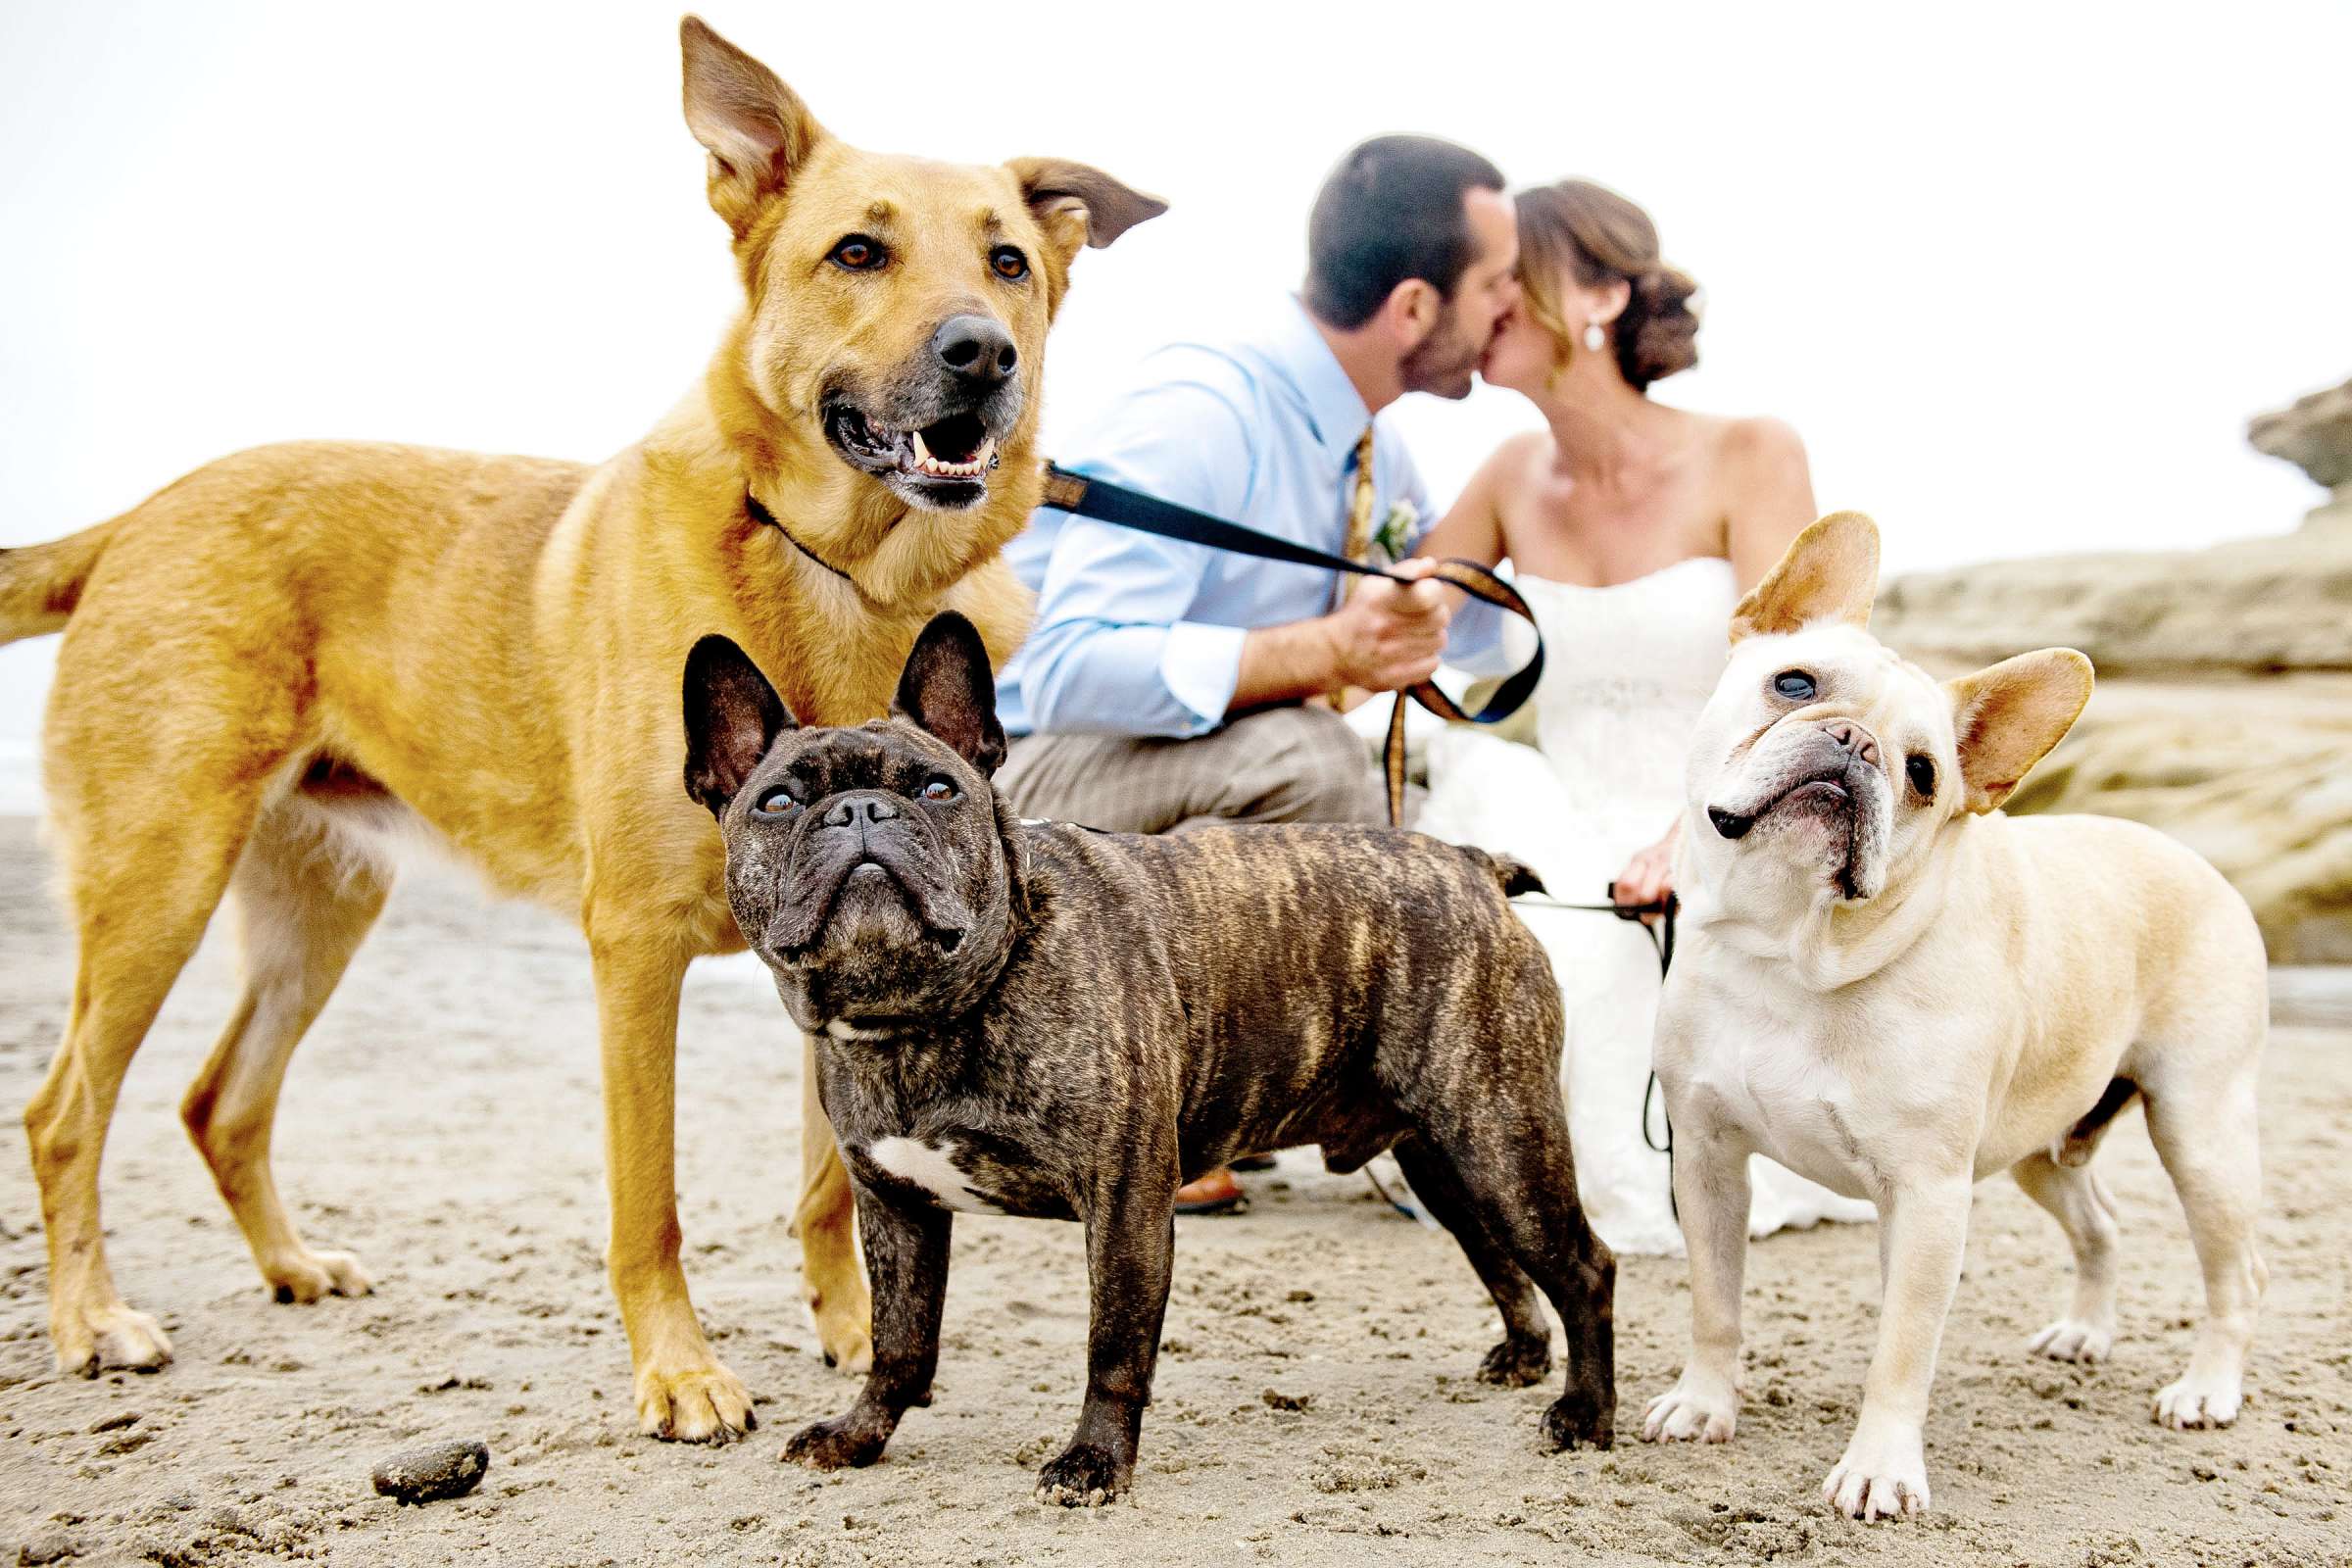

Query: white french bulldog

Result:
[1640,513,2268,1521]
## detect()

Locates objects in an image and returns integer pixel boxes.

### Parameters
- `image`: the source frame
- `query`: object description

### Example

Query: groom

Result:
[996,134,1520,837]
[996,135,1521,1210]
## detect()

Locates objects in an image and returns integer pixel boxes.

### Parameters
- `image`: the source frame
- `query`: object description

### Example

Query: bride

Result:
[1413,178,1873,1254]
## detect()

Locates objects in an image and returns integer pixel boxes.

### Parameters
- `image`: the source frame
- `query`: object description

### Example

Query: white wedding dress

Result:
[1415,559,1875,1254]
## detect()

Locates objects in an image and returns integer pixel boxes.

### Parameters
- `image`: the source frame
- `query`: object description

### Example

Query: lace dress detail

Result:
[1418,558,1873,1254]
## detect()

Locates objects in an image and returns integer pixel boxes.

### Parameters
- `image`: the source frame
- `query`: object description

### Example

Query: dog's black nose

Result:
[822,794,901,829]
[932,315,1017,385]
[1707,807,1755,840]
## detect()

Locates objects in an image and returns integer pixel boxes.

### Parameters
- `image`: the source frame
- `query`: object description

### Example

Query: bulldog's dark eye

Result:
[829,235,887,272]
[990,245,1029,281]
[1906,755,1937,797]
[1773,670,1816,702]
[754,787,802,817]
[920,777,958,803]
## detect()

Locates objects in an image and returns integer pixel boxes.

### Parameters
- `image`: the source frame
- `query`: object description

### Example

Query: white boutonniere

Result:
[1370,499,1419,565]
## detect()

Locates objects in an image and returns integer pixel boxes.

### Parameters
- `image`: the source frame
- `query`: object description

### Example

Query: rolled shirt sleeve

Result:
[1014,376,1259,737]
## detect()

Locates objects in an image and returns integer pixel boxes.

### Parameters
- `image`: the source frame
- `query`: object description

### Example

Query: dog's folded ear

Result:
[892,612,1008,778]
[1944,648,2094,814]
[1006,158,1168,273]
[1729,512,1881,643]
[680,16,825,239]
[682,634,798,816]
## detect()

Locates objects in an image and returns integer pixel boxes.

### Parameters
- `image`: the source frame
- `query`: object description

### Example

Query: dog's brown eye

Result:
[755,787,802,817]
[990,245,1029,281]
[921,778,958,803]
[1906,755,1936,797]
[829,235,887,271]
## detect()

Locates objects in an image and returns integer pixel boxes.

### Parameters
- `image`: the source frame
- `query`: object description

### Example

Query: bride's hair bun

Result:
[1624,264,1701,388]
[1513,179,1701,391]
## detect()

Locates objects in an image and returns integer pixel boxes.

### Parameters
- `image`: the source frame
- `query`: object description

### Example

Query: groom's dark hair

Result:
[1303,136,1506,330]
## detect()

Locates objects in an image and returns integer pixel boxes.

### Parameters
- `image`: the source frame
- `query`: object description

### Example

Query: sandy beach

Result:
[1,815,2347,1567]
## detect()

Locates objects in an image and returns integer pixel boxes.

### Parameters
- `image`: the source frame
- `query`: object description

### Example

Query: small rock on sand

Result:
[370,1440,490,1505]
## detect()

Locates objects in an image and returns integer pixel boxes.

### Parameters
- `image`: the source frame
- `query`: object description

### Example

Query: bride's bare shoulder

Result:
[1705,413,1809,473]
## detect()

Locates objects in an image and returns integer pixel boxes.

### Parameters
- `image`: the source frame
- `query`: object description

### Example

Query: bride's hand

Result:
[1611,819,1683,921]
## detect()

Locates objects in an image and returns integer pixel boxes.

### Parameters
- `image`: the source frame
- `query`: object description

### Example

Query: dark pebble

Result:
[370,1440,490,1504]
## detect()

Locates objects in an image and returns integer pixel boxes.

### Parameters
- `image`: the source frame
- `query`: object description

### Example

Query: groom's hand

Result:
[1324,559,1452,692]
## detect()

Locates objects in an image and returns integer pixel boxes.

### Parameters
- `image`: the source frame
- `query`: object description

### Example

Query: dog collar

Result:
[745,489,880,605]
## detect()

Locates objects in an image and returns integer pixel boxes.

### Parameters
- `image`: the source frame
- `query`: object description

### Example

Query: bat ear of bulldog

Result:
[893,612,1008,778]
[1729,511,1881,643]
[682,634,798,816]
[1005,157,1168,276]
[1943,647,2094,814]
[680,15,825,238]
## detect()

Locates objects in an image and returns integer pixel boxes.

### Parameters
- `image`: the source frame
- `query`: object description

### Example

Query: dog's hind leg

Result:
[1389,1135,1551,1387]
[180,806,387,1305]
[2014,1151,2120,1363]
[1414,1112,1615,1450]
[2142,1071,2267,1430]
[27,703,291,1374]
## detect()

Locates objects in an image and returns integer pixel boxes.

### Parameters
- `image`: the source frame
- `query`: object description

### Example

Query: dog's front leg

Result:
[1036,1161,1177,1507]
[795,1026,873,1374]
[1825,1176,1970,1522]
[589,935,754,1442]
[784,1185,949,1471]
[1643,1123,1752,1444]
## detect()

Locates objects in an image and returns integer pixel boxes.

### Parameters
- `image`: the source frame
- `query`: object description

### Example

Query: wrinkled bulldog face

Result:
[1693,624,1944,903]
[1688,513,2092,909]
[682,612,1020,1034]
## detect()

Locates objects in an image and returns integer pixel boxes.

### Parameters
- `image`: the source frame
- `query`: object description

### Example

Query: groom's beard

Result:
[1399,299,1488,400]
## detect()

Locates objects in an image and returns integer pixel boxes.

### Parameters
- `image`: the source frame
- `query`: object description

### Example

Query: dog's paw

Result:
[54,1299,173,1377]
[1476,1333,1552,1389]
[1541,1388,1614,1452]
[1034,1442,1128,1507]
[783,1414,887,1471]
[265,1248,374,1305]
[2153,1371,2242,1430]
[633,1359,756,1444]
[1823,1425,1930,1521]
[2026,1316,2113,1363]
[806,1298,874,1377]
[1642,1374,1737,1444]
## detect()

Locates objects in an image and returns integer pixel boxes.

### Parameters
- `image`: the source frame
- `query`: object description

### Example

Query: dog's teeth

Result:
[910,428,933,466]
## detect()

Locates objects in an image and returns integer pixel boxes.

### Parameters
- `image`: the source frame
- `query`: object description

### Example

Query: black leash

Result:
[1039,461,1680,1211]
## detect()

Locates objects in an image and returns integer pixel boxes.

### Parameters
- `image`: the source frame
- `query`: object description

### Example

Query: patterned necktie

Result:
[1325,425,1379,707]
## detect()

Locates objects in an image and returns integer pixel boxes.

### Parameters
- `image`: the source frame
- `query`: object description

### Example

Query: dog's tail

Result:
[1473,849,1547,900]
[0,518,122,645]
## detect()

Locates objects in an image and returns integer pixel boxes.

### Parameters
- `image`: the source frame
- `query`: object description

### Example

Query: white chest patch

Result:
[864,1137,1004,1214]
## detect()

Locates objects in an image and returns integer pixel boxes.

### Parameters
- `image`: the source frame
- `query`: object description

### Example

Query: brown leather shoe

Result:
[1173,1166,1247,1215]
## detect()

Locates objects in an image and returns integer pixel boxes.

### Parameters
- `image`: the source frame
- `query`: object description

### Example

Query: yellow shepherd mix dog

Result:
[1,17,1160,1442]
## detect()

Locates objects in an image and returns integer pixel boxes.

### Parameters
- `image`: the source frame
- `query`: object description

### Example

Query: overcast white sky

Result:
[3,2,2346,807]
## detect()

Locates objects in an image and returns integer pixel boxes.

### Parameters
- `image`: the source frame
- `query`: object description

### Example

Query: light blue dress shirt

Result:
[1000,297,1500,737]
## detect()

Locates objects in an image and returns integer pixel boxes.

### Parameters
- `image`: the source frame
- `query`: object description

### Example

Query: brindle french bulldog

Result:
[681,611,1614,1506]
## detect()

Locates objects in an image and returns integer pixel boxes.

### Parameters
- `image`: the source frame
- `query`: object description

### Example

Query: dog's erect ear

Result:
[1943,648,2093,814]
[1729,512,1881,643]
[682,634,797,816]
[892,612,1007,778]
[1005,157,1168,272]
[680,17,823,239]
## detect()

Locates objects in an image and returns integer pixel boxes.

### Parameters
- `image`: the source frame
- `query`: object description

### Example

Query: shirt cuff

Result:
[1159,620,1250,731]
[1443,595,1513,675]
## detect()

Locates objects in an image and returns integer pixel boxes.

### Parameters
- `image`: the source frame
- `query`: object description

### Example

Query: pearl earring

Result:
[1584,319,1607,352]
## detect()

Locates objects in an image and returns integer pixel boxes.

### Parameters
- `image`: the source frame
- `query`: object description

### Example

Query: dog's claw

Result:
[633,1360,757,1444]
[1476,1334,1553,1389]
[2026,1316,2113,1363]
[1035,1442,1127,1507]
